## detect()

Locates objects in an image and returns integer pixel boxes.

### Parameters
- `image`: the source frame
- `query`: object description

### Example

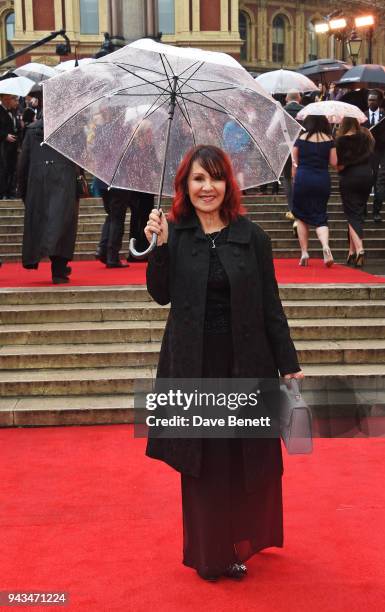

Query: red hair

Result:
[169,145,245,224]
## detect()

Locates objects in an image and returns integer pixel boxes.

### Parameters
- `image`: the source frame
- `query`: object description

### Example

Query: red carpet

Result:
[0,259,384,288]
[0,425,384,611]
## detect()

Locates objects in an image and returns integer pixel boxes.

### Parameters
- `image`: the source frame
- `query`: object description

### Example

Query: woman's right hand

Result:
[144,209,169,246]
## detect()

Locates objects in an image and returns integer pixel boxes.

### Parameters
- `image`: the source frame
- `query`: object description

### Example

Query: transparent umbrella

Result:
[14,62,57,83]
[42,38,301,256]
[297,101,367,124]
[255,69,318,94]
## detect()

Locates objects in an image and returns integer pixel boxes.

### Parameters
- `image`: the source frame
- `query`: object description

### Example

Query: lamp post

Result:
[346,30,362,66]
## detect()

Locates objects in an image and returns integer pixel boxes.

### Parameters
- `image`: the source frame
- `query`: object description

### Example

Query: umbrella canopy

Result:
[255,69,318,94]
[297,59,350,86]
[55,58,94,73]
[297,100,366,124]
[42,39,301,197]
[0,76,35,96]
[336,64,385,90]
[14,62,56,83]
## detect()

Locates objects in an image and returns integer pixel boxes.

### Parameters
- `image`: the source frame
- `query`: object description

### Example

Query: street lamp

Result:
[346,30,362,66]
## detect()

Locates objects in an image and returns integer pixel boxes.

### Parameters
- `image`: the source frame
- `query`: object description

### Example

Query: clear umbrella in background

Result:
[255,69,318,95]
[42,38,301,256]
[296,100,367,124]
[14,62,56,83]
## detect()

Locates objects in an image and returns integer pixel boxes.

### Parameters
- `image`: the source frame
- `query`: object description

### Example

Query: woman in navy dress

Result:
[292,115,337,266]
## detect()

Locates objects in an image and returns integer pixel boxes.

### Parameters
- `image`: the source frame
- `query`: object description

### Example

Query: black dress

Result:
[336,132,374,239]
[181,228,283,578]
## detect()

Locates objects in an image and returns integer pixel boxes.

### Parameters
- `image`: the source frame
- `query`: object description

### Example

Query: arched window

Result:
[80,0,99,35]
[239,11,249,61]
[308,20,318,61]
[272,15,286,64]
[5,12,15,55]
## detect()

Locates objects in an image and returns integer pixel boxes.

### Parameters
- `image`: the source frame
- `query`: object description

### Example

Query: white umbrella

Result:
[14,62,56,83]
[255,69,318,94]
[0,76,35,97]
[55,58,94,73]
[297,100,367,124]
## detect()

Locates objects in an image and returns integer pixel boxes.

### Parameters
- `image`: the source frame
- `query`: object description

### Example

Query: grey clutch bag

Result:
[280,379,313,454]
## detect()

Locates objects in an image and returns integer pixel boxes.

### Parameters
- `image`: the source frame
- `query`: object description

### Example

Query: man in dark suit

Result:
[363,90,385,222]
[283,90,304,220]
[0,94,20,199]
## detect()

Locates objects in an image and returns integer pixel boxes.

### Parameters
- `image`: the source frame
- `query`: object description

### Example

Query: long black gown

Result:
[181,228,283,578]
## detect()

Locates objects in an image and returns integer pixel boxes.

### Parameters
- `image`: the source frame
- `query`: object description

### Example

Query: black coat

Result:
[18,119,79,267]
[145,213,300,490]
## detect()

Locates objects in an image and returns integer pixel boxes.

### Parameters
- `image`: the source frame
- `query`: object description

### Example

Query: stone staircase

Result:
[1,188,385,263]
[1,179,384,427]
[1,284,385,426]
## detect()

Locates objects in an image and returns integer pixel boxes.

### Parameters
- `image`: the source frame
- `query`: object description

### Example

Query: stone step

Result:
[0,366,155,397]
[1,363,385,426]
[295,339,385,364]
[1,284,384,306]
[0,301,169,324]
[0,341,161,370]
[1,317,384,346]
[2,299,385,325]
[0,320,165,345]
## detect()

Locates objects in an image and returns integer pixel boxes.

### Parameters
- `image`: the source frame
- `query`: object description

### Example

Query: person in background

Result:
[363,90,385,222]
[21,107,36,141]
[283,90,304,221]
[18,117,79,284]
[325,82,344,101]
[94,178,131,268]
[336,117,374,267]
[291,115,337,267]
[145,144,303,582]
[0,94,20,199]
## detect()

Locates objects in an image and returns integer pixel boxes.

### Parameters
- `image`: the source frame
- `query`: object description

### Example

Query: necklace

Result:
[206,228,223,249]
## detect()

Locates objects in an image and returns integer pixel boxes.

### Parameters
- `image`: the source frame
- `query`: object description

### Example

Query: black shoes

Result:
[346,252,356,266]
[106,261,129,268]
[223,563,248,579]
[95,250,107,264]
[52,276,70,284]
[197,563,247,582]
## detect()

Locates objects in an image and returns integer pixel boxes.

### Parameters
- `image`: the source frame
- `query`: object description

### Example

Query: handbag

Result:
[280,378,313,454]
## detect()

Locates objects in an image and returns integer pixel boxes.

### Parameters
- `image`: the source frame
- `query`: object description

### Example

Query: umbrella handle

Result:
[129,232,157,258]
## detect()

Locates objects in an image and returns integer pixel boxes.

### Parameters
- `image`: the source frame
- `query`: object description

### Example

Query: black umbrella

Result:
[336,64,385,90]
[296,58,350,86]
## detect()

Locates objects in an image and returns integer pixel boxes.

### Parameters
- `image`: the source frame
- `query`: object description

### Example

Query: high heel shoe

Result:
[299,252,309,266]
[355,251,365,267]
[323,247,334,267]
[346,252,356,266]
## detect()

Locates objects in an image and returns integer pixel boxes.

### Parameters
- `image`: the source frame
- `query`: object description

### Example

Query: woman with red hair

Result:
[145,145,303,581]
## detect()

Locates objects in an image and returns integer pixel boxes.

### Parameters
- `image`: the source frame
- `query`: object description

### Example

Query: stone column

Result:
[257,3,268,66]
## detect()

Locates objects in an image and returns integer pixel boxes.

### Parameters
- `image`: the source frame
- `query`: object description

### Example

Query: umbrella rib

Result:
[174,83,197,147]
[176,60,202,79]
[98,59,166,79]
[159,54,174,90]
[178,82,280,178]
[161,53,176,80]
[176,93,228,114]
[108,64,172,94]
[176,62,205,90]
[181,86,239,94]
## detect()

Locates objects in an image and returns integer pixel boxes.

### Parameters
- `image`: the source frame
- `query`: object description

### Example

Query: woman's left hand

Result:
[283,370,304,380]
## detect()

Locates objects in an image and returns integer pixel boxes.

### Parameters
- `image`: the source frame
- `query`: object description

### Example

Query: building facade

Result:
[1,1,384,69]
